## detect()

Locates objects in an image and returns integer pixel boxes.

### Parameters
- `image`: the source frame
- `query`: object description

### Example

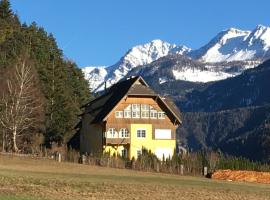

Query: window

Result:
[115,111,123,118]
[141,111,149,118]
[141,104,149,111]
[155,129,171,139]
[132,111,140,118]
[121,149,128,158]
[124,105,131,118]
[124,110,131,118]
[132,104,140,111]
[137,129,146,138]
[158,112,165,119]
[125,105,131,110]
[137,149,142,157]
[107,128,117,138]
[150,110,157,119]
[119,128,129,138]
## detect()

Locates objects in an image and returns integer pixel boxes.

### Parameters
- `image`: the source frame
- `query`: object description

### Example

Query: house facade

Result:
[79,76,181,160]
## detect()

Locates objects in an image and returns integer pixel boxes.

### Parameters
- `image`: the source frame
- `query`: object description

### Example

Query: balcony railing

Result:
[105,137,130,145]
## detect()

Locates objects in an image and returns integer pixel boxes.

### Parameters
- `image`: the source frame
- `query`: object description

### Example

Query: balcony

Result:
[105,130,130,145]
[105,137,130,145]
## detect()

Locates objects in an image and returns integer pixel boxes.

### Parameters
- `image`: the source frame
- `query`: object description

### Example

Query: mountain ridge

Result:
[83,25,270,92]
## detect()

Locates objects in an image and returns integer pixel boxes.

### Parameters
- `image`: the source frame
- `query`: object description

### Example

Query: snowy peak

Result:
[245,25,270,49]
[169,45,191,55]
[115,39,176,69]
[189,25,270,62]
[82,25,270,92]
[213,27,250,46]
[94,39,179,92]
[82,66,107,91]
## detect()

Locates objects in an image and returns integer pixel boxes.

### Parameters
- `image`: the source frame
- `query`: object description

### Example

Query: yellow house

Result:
[79,76,182,160]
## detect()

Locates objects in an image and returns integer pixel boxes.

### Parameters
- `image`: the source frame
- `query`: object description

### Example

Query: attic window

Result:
[150,110,157,119]
[132,111,140,118]
[141,104,149,111]
[158,112,165,119]
[124,110,131,118]
[115,111,123,118]
[132,104,140,111]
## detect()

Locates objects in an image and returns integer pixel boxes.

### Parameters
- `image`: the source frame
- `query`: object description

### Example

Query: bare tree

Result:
[0,58,42,152]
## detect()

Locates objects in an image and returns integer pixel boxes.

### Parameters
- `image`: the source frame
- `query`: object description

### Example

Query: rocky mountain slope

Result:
[189,25,270,62]
[83,40,190,92]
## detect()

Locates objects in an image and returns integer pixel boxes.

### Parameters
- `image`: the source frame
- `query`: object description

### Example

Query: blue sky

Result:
[10,0,270,67]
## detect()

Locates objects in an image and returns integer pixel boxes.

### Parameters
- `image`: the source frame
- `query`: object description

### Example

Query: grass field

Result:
[0,155,270,200]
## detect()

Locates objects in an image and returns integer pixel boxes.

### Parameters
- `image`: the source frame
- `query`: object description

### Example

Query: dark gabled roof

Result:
[84,76,141,123]
[162,97,182,122]
[83,76,182,124]
[128,83,157,96]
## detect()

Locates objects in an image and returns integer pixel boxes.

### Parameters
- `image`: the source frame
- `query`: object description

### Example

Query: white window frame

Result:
[155,129,172,139]
[141,111,149,119]
[137,129,146,138]
[124,110,131,118]
[107,128,118,138]
[132,104,140,111]
[132,111,140,118]
[158,112,165,119]
[115,111,123,118]
[119,128,129,138]
[141,104,149,111]
[150,110,157,119]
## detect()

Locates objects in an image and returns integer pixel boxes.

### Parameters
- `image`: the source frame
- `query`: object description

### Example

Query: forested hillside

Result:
[0,0,91,152]
[177,60,270,162]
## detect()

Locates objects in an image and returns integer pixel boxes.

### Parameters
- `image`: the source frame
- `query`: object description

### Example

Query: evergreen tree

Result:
[0,0,92,150]
[0,0,12,19]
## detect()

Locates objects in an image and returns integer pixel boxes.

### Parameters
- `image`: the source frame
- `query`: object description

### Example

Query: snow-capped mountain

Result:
[82,66,107,91]
[84,39,190,92]
[82,25,270,92]
[189,25,270,62]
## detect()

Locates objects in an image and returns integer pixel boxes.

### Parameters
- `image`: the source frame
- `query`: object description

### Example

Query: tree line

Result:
[0,0,91,152]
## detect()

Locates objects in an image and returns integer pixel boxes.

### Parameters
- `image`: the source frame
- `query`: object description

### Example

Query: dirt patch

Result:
[212,170,270,184]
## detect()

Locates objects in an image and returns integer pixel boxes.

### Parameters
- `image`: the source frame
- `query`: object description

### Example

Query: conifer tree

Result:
[0,0,12,19]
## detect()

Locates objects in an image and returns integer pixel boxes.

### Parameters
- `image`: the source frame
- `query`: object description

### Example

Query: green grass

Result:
[0,155,269,200]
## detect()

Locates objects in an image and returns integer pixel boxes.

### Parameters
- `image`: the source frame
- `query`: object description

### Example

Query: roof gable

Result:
[83,76,181,125]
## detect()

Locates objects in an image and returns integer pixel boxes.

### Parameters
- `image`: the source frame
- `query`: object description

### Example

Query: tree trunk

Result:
[2,130,5,152]
[12,128,18,152]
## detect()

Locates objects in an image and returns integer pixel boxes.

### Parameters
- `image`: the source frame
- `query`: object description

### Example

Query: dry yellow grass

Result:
[0,155,270,200]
